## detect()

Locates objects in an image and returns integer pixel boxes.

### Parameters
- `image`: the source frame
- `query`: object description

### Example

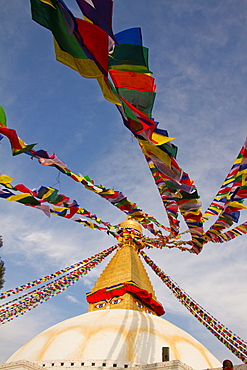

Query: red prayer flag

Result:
[75,18,109,75]
[109,70,156,92]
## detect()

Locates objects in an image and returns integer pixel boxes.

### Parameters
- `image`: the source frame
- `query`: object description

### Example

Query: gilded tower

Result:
[87,217,165,316]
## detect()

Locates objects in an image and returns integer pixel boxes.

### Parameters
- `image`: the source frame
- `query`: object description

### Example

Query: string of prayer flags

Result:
[208,220,247,244]
[0,124,36,156]
[206,204,247,243]
[105,24,204,251]
[144,154,204,253]
[35,156,169,236]
[144,157,180,236]
[0,175,119,237]
[204,139,247,220]
[0,245,117,324]
[140,250,247,363]
[0,245,117,300]
[0,173,193,252]
[205,139,247,241]
[108,28,158,142]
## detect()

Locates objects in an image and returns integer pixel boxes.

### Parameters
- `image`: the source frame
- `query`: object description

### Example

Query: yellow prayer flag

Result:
[71,173,84,182]
[54,38,102,78]
[228,201,247,210]
[237,167,247,177]
[231,229,242,236]
[233,157,242,165]
[148,161,156,169]
[53,206,67,212]
[101,189,115,195]
[17,137,28,149]
[138,139,172,168]
[151,132,175,146]
[222,178,235,186]
[7,193,30,202]
[208,206,222,213]
[0,174,13,184]
[242,174,247,186]
[96,76,121,105]
[215,193,231,200]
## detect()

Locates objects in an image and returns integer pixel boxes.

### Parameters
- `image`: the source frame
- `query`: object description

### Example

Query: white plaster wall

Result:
[7,310,221,370]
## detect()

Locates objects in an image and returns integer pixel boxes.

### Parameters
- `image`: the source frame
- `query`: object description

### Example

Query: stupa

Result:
[1,218,222,370]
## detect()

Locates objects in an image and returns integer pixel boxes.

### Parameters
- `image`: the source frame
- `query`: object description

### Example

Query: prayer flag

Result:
[0,106,7,127]
[115,28,143,46]
[75,0,116,42]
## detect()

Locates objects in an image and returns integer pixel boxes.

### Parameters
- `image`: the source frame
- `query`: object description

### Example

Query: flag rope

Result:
[0,245,117,324]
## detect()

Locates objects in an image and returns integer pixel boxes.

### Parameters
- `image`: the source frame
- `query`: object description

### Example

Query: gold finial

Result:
[119,216,142,233]
[118,217,143,250]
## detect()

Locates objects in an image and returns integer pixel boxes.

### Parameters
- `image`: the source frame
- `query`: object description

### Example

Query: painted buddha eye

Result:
[135,301,143,309]
[95,302,106,308]
[111,298,122,305]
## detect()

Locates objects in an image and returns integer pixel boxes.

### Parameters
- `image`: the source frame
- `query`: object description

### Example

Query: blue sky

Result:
[0,0,247,365]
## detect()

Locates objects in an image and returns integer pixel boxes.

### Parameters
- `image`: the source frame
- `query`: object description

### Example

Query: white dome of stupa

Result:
[7,309,221,370]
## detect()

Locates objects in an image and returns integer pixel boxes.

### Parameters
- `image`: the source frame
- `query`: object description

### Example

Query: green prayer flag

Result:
[0,107,7,127]
[120,100,140,122]
[117,88,156,116]
[109,44,150,73]
[17,196,40,206]
[30,0,87,59]
[159,142,178,159]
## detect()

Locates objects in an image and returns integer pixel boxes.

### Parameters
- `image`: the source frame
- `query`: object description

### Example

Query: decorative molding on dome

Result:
[36,360,194,370]
[2,359,230,370]
[0,360,42,369]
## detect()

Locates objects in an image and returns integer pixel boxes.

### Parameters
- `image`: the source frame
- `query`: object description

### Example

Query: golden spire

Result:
[87,217,164,316]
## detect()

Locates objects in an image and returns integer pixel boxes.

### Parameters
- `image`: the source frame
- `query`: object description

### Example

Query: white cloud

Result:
[65,294,81,304]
